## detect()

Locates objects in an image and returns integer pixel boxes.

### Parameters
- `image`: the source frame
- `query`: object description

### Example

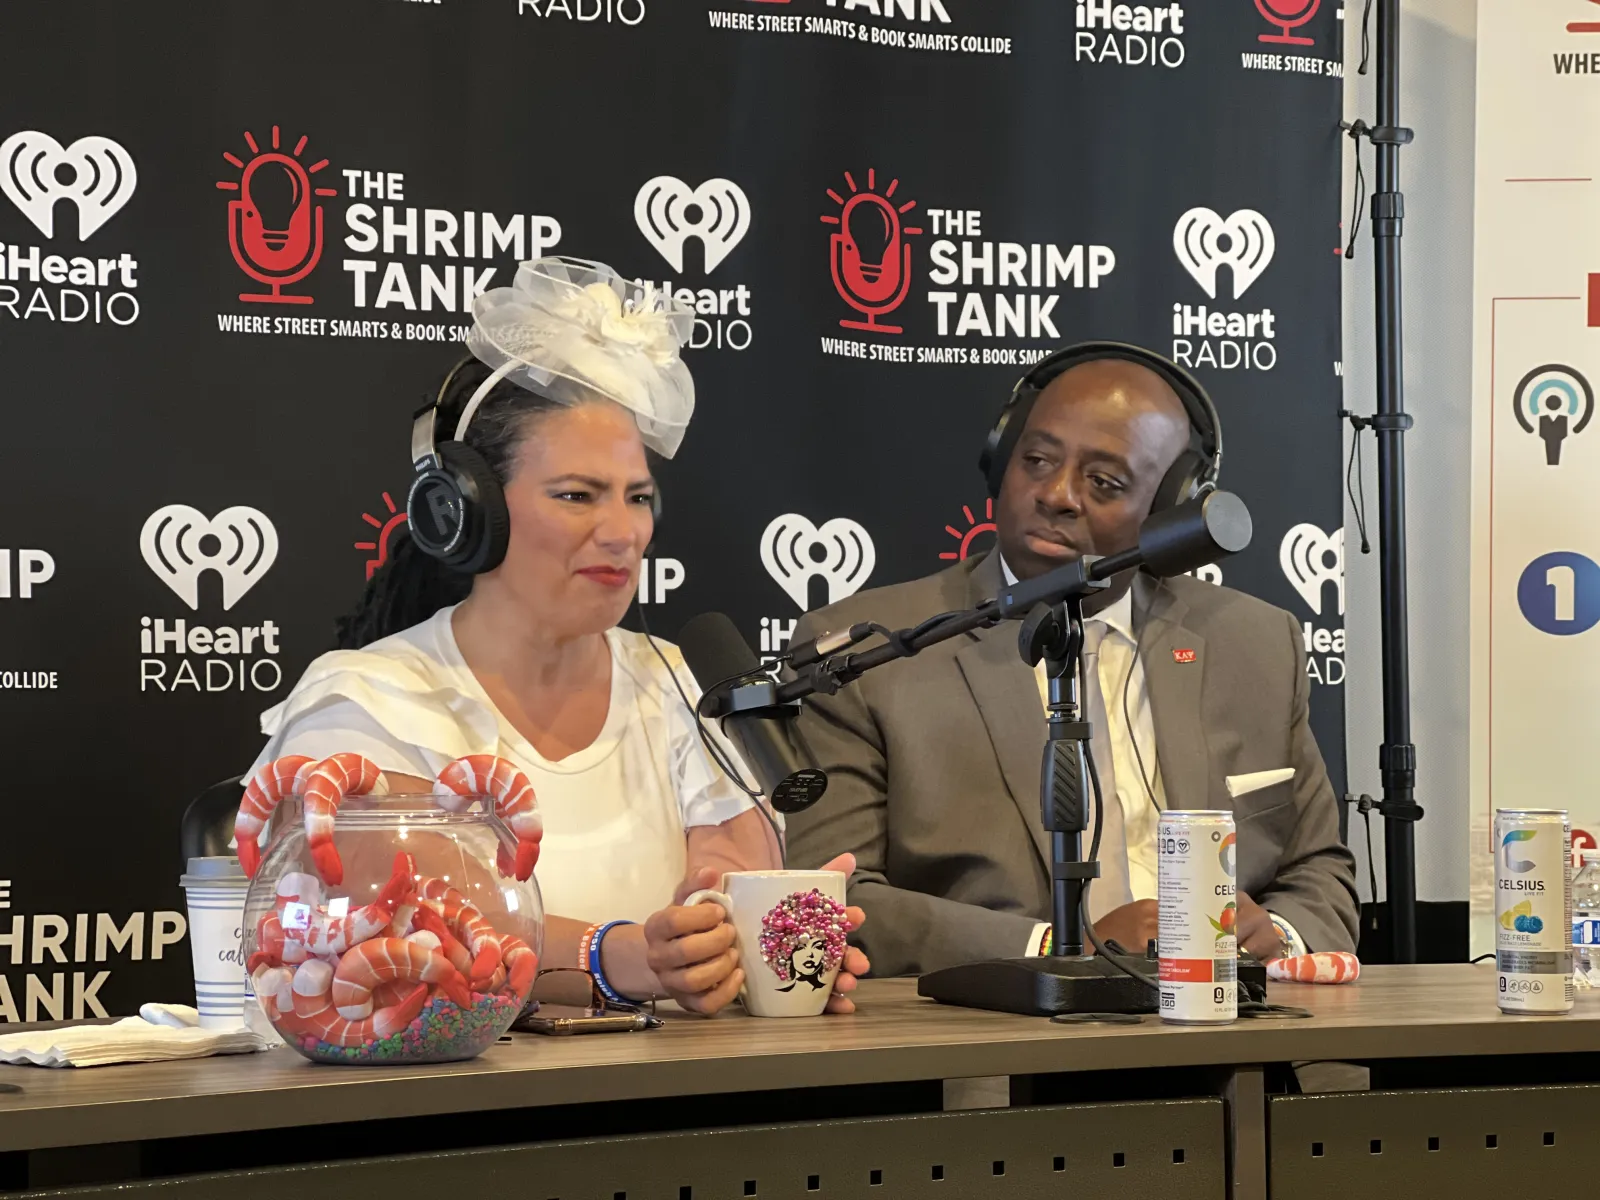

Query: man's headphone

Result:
[977,341,1223,511]
[406,356,664,575]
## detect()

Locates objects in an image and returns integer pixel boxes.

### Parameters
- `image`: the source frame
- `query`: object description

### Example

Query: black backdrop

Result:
[0,0,1346,1017]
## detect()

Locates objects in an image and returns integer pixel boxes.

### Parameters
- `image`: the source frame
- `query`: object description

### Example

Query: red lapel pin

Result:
[1173,648,1197,664]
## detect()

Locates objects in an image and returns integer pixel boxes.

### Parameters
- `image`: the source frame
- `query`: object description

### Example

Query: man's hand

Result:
[1235,891,1287,961]
[642,867,743,1016]
[1092,899,1159,954]
[816,853,871,1014]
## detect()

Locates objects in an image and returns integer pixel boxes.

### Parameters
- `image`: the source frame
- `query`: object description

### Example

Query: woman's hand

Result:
[640,868,744,1016]
[817,853,870,1015]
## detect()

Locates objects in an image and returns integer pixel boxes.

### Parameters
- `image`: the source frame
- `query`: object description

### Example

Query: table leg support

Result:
[1224,1064,1267,1200]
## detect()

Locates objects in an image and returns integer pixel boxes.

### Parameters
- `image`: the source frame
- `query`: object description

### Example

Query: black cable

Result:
[1361,803,1379,903]
[1470,952,1495,965]
[1345,131,1367,261]
[1346,421,1372,554]
[1359,0,1374,76]
[1081,733,1158,992]
[1115,633,1162,819]
[1080,653,1103,865]
[635,603,788,865]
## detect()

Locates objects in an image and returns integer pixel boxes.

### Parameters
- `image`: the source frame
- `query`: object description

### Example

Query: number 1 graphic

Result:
[1547,565,1577,622]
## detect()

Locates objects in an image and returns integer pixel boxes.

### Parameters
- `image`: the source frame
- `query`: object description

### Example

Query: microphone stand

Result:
[915,588,1174,1017]
[1035,599,1094,959]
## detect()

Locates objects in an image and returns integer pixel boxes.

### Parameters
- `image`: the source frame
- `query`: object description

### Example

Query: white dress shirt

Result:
[1000,560,1306,957]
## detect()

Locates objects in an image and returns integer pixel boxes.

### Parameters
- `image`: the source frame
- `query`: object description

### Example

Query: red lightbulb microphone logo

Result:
[216,126,336,305]
[940,499,997,562]
[356,492,409,580]
[822,168,922,336]
[1256,0,1319,45]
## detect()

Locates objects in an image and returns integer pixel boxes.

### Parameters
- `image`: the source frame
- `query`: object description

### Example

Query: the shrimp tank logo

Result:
[217,125,337,305]
[1502,828,1538,874]
[356,491,409,580]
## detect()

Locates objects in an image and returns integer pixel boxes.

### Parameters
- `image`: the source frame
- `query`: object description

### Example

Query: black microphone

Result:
[994,490,1253,618]
[1133,490,1252,577]
[676,613,829,815]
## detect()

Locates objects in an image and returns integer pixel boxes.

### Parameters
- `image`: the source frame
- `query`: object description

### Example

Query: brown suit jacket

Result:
[785,550,1359,976]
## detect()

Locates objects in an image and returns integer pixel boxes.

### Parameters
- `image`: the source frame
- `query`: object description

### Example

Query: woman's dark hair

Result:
[335,358,572,650]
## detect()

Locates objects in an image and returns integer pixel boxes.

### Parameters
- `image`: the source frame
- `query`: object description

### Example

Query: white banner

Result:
[1470,0,1600,953]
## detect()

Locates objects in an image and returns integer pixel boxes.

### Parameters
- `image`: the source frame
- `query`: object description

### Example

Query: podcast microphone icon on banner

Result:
[217,126,337,305]
[823,168,922,336]
[1256,0,1320,45]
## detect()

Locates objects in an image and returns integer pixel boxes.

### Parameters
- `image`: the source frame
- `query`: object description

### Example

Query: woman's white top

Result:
[250,606,764,925]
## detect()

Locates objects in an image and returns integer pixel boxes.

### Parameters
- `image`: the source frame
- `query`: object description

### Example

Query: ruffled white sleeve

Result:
[249,647,500,782]
[625,635,778,832]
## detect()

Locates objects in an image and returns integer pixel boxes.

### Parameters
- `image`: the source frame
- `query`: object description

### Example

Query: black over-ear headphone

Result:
[978,341,1223,512]
[407,357,664,575]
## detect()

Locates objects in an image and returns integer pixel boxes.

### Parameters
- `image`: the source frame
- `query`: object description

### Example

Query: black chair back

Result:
[181,776,244,867]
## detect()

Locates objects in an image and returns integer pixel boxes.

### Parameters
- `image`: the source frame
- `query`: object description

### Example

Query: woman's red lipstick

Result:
[576,566,632,588]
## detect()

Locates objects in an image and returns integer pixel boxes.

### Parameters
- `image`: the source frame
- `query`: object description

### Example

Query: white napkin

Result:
[1225,767,1295,799]
[0,1004,270,1068]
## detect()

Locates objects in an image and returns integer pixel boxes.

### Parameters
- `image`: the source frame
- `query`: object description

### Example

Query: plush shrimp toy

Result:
[1266,951,1361,984]
[434,756,543,881]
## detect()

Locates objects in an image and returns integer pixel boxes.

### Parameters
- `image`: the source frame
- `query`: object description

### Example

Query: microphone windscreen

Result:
[677,612,763,692]
[1138,491,1254,577]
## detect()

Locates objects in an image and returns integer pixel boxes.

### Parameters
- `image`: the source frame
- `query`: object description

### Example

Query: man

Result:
[786,353,1359,977]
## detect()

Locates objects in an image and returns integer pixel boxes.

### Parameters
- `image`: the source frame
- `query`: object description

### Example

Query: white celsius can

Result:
[1157,811,1238,1025]
[1495,808,1574,1015]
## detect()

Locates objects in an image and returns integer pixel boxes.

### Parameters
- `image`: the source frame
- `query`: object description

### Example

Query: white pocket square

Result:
[1226,768,1294,799]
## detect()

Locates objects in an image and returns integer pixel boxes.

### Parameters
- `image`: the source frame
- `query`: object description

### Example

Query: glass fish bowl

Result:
[243,799,543,1065]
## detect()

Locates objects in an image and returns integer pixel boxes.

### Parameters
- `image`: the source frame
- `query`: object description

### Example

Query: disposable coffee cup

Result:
[179,857,250,1030]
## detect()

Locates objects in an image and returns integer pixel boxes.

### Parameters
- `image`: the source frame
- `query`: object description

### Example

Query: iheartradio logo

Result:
[0,132,136,240]
[1279,523,1344,617]
[823,168,923,336]
[761,514,876,610]
[634,176,750,274]
[216,125,338,305]
[1256,0,1319,46]
[140,505,279,612]
[1173,207,1275,301]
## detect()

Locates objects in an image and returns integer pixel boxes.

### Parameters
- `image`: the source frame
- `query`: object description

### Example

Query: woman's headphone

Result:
[406,356,664,575]
[977,341,1224,512]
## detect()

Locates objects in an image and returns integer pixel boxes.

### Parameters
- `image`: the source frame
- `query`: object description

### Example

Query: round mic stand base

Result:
[917,953,1160,1017]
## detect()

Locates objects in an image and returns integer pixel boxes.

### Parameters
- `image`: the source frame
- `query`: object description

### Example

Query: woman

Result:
[250,258,866,1014]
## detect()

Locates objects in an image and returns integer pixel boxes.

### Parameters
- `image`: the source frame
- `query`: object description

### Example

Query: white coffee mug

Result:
[686,870,849,1017]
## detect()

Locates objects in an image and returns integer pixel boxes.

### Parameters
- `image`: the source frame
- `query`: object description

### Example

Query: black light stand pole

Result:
[1350,0,1423,964]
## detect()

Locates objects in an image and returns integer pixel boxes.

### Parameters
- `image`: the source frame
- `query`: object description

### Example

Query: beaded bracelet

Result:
[588,919,635,1007]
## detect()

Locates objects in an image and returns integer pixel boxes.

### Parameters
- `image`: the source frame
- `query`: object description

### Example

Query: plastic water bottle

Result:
[1573,851,1600,987]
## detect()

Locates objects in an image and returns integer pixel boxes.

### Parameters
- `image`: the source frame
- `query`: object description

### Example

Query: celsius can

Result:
[1495,808,1574,1015]
[1157,811,1238,1024]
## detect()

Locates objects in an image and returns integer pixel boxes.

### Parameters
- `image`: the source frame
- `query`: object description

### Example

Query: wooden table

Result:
[0,965,1595,1198]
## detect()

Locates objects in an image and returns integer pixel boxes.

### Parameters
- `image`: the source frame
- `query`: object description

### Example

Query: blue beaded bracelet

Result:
[588,919,635,1007]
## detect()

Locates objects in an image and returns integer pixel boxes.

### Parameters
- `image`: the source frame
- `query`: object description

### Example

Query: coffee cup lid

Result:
[181,856,247,887]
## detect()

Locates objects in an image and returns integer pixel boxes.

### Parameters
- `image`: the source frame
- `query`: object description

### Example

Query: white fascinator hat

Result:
[465,256,697,458]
